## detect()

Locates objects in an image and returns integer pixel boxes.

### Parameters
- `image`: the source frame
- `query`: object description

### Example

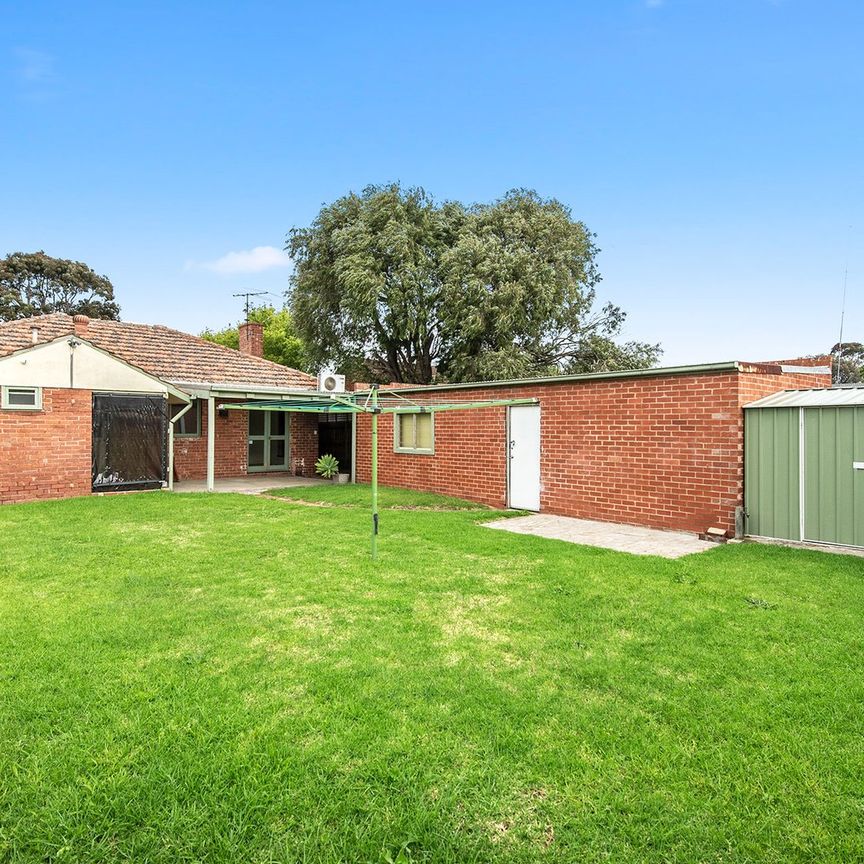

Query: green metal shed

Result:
[744,387,864,548]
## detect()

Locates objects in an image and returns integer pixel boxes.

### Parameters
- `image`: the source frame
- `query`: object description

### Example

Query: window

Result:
[394,412,434,454]
[1,386,41,410]
[171,401,201,437]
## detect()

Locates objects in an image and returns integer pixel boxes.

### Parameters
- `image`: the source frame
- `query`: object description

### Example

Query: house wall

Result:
[0,388,92,504]
[354,366,832,535]
[172,402,319,480]
[0,339,169,393]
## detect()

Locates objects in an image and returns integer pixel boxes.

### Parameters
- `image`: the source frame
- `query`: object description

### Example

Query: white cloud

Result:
[12,48,56,101]
[187,245,292,275]
[14,48,54,83]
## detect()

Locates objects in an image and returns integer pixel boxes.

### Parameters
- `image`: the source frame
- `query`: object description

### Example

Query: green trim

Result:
[1,385,42,410]
[394,411,435,455]
[354,362,741,396]
[218,397,540,415]
[247,410,291,473]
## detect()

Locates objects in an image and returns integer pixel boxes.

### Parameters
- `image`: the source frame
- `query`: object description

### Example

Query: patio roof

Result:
[217,392,539,415]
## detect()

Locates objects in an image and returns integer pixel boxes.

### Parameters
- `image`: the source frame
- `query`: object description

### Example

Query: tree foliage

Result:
[0,251,120,321]
[438,190,660,381]
[832,341,864,384]
[288,185,462,383]
[200,306,309,371]
[288,185,660,383]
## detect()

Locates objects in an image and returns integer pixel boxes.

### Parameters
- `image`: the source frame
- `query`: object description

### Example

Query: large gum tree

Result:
[288,184,660,384]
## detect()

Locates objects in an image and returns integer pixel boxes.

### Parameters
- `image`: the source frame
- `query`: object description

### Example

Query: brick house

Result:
[0,312,831,538]
[0,313,323,504]
[352,359,831,536]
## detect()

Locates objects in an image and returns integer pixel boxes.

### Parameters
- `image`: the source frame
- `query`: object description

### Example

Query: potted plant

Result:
[315,453,339,482]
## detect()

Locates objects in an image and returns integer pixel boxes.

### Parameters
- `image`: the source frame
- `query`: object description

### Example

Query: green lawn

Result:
[0,489,862,863]
[265,482,493,510]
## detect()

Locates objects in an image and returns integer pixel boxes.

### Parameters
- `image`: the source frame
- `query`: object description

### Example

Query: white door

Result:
[508,404,541,510]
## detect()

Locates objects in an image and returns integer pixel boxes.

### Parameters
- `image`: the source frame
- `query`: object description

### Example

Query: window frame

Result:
[171,400,201,438]
[1,386,42,410]
[393,411,435,455]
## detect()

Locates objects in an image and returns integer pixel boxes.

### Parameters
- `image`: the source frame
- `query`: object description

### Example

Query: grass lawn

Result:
[264,482,494,510]
[0,489,862,863]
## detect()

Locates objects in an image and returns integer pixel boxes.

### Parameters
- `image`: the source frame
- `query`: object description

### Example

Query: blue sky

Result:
[2,0,861,366]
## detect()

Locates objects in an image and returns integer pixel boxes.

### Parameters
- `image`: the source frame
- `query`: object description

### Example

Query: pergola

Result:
[219,386,538,558]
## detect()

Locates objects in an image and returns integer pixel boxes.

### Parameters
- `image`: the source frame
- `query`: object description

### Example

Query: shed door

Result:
[803,406,864,547]
[508,405,541,511]
[744,407,801,541]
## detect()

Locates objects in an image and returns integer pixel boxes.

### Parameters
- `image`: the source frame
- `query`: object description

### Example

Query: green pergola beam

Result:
[218,397,539,415]
[379,398,538,414]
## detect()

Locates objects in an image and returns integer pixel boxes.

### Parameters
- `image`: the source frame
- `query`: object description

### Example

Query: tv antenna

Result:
[836,226,852,384]
[232,291,270,321]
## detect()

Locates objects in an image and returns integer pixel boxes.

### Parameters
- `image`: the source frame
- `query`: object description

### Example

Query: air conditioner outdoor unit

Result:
[317,371,346,393]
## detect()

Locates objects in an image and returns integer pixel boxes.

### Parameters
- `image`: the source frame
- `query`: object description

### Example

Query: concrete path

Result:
[482,513,715,558]
[173,476,327,495]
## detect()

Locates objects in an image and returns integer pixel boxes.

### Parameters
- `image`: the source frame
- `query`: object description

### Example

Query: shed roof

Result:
[744,387,864,409]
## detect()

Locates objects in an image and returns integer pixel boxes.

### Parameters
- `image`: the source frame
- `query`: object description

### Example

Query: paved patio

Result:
[482,513,715,558]
[172,476,327,495]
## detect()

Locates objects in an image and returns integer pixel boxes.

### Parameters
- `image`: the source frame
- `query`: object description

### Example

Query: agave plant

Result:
[314,453,340,479]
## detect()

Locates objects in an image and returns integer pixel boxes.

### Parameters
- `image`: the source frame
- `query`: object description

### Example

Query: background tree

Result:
[288,185,660,384]
[832,342,864,384]
[200,306,309,370]
[0,251,120,321]
[288,184,464,383]
[438,190,661,380]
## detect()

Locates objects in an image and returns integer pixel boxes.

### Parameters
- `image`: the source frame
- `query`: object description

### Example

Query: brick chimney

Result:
[72,314,90,338]
[238,321,264,357]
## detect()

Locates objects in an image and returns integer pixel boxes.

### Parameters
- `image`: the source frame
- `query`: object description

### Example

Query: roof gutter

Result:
[172,381,318,399]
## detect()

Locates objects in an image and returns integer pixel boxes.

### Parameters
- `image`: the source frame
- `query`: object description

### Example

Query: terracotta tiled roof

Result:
[0,313,315,390]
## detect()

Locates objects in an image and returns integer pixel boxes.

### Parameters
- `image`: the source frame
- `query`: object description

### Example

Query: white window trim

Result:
[393,411,435,455]
[1,385,42,410]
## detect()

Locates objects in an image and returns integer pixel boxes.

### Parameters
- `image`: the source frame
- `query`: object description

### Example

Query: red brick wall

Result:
[172,401,246,480]
[355,368,833,535]
[0,388,92,504]
[238,322,264,357]
[737,368,832,406]
[172,402,319,480]
[290,415,319,476]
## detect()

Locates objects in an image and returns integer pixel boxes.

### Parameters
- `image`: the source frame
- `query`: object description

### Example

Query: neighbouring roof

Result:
[0,313,315,390]
[745,386,864,409]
